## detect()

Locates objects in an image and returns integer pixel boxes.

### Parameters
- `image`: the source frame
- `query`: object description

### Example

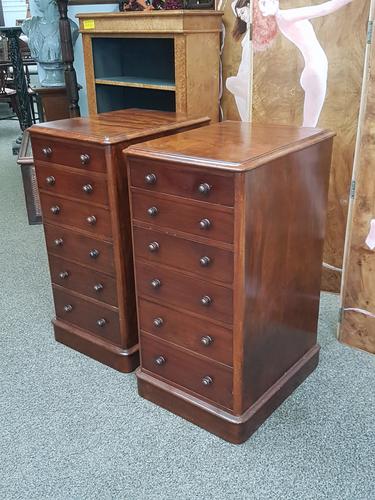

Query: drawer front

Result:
[139,299,232,366]
[53,287,120,345]
[44,224,115,275]
[32,136,106,173]
[129,158,234,206]
[40,193,112,238]
[131,191,234,244]
[49,255,117,306]
[133,226,233,284]
[135,262,233,325]
[36,164,109,206]
[141,333,233,409]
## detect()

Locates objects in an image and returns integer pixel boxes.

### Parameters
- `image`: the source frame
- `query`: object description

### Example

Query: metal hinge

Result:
[249,23,253,41]
[367,20,373,44]
[350,179,356,200]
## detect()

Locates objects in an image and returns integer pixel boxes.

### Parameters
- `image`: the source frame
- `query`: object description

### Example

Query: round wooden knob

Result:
[50,205,60,215]
[202,376,213,386]
[154,356,166,366]
[151,278,161,289]
[145,173,157,185]
[97,318,107,327]
[200,256,211,267]
[199,218,211,230]
[54,238,63,246]
[86,215,97,225]
[147,206,159,217]
[42,146,52,157]
[201,295,212,306]
[80,153,90,165]
[153,317,164,328]
[201,335,213,346]
[59,271,69,279]
[82,184,93,194]
[198,183,211,195]
[63,304,73,313]
[148,241,160,253]
[89,249,100,259]
[46,175,55,186]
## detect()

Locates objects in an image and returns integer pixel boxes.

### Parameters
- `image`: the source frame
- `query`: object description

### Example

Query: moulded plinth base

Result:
[54,319,139,373]
[137,345,320,444]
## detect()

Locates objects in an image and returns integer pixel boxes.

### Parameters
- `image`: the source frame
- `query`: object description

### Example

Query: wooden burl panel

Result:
[252,0,371,292]
[340,2,375,354]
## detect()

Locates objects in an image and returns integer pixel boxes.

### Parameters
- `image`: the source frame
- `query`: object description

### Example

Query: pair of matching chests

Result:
[30,111,334,443]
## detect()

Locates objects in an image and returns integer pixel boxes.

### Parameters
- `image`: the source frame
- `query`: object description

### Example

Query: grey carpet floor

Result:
[0,114,374,500]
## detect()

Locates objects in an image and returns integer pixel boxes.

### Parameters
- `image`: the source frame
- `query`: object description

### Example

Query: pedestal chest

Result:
[125,121,335,442]
[29,109,209,372]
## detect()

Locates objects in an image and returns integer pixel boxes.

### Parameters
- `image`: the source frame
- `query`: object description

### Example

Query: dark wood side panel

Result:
[106,143,139,349]
[239,140,333,410]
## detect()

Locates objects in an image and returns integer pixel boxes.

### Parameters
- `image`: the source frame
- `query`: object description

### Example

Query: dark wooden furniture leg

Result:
[56,0,80,118]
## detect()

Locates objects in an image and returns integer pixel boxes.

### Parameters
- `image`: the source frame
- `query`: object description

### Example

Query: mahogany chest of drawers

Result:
[29,109,209,372]
[125,121,335,443]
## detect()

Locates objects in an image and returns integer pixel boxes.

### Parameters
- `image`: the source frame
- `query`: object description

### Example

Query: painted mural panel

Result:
[251,0,370,292]
[220,0,252,120]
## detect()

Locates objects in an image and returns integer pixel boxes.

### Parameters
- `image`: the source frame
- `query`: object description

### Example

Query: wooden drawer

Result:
[135,262,233,325]
[32,136,106,173]
[40,193,112,238]
[129,158,234,206]
[44,224,115,275]
[49,255,117,306]
[141,333,233,409]
[131,191,234,244]
[139,299,232,366]
[36,164,109,206]
[133,226,233,284]
[53,287,120,345]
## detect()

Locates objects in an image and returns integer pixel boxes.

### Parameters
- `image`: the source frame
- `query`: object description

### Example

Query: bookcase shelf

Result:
[95,76,176,91]
[78,11,223,121]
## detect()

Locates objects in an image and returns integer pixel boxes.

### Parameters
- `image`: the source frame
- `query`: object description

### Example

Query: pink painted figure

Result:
[226,0,353,126]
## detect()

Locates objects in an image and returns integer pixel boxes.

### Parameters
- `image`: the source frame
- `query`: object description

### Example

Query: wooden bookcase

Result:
[77,11,223,122]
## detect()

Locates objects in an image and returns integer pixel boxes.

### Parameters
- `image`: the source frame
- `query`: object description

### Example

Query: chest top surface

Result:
[125,121,335,172]
[28,109,210,145]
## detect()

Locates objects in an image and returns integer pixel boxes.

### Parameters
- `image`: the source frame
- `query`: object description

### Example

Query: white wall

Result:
[3,0,27,27]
